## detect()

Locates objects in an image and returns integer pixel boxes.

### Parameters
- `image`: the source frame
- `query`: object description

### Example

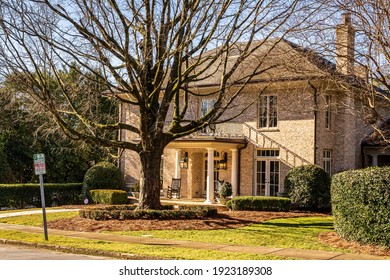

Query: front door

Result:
[255,160,279,196]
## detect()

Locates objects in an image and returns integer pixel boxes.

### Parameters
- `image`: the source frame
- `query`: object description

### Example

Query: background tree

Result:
[342,0,390,143]
[0,0,322,209]
[316,1,390,143]
[0,67,116,183]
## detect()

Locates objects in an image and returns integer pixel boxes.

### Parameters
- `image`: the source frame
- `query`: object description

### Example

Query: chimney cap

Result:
[341,13,352,25]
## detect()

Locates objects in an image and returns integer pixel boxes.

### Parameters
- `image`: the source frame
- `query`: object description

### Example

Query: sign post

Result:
[33,154,48,241]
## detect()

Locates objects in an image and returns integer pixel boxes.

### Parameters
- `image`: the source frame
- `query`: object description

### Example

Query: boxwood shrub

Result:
[90,189,129,205]
[82,162,124,199]
[0,183,82,209]
[332,167,390,248]
[226,196,291,212]
[284,164,331,210]
[79,205,218,220]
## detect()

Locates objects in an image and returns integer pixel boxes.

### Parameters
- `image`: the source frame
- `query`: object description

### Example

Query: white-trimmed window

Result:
[325,95,331,129]
[258,95,277,128]
[323,150,332,174]
[200,99,216,134]
[201,99,216,117]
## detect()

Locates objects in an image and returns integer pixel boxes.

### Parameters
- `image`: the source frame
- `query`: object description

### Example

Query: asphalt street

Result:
[0,243,110,260]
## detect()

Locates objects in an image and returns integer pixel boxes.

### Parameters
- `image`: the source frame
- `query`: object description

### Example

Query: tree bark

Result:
[137,144,164,209]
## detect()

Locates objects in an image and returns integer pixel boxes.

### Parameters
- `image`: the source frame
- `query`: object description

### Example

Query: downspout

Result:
[237,142,247,196]
[309,80,318,165]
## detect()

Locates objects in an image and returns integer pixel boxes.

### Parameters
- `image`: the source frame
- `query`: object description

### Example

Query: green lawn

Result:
[0,211,79,226]
[110,216,338,251]
[0,210,348,259]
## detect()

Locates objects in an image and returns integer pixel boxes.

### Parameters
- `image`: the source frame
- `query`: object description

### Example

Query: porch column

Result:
[205,148,215,204]
[372,154,379,167]
[230,149,239,198]
[175,149,181,179]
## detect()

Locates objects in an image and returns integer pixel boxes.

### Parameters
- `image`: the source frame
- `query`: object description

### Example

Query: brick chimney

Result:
[336,13,355,75]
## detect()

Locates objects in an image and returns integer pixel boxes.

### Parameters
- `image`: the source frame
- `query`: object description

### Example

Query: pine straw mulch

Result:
[47,208,390,257]
[48,210,323,232]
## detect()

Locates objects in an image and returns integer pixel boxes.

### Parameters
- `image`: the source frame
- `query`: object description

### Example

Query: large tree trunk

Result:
[137,145,164,209]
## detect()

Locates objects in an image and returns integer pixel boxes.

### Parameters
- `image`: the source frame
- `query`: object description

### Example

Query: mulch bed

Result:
[47,210,326,232]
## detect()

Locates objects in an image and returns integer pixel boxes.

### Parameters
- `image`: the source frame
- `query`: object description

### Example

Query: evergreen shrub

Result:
[0,183,82,208]
[332,167,390,248]
[82,161,123,199]
[79,205,217,220]
[218,182,232,198]
[284,165,331,210]
[90,189,129,205]
[226,196,291,211]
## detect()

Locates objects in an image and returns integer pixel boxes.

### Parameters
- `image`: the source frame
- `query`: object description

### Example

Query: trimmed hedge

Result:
[82,162,123,199]
[284,165,331,210]
[226,196,291,212]
[79,205,218,220]
[332,167,390,248]
[90,189,129,205]
[0,183,82,209]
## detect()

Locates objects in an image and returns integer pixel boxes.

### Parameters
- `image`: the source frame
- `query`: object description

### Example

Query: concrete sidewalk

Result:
[0,209,389,260]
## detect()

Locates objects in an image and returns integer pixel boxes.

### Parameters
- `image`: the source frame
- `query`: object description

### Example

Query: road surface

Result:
[0,243,111,260]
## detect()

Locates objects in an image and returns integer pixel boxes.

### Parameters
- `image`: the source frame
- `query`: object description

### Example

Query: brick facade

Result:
[119,18,378,199]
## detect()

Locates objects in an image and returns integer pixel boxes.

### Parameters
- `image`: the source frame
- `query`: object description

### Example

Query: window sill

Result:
[257,128,280,132]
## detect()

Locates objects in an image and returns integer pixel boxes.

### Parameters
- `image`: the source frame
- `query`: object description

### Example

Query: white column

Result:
[175,149,181,179]
[230,149,239,198]
[372,154,378,167]
[205,148,215,204]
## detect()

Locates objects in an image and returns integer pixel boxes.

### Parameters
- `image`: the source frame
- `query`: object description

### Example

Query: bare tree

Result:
[327,1,390,143]
[0,0,320,209]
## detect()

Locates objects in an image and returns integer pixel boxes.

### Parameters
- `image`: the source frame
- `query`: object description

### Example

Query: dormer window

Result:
[258,95,277,128]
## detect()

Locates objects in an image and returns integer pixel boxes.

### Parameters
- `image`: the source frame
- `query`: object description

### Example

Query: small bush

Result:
[226,196,291,212]
[79,205,217,220]
[218,182,232,198]
[332,167,390,248]
[82,162,123,199]
[284,165,331,210]
[90,189,129,205]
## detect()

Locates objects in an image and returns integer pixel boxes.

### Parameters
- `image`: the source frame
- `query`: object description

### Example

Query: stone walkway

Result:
[0,209,389,260]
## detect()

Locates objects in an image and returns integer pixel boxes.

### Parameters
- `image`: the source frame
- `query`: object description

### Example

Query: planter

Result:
[217,197,231,205]
[131,192,140,198]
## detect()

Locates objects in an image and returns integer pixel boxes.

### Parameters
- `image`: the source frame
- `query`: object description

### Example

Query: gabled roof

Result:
[187,38,339,88]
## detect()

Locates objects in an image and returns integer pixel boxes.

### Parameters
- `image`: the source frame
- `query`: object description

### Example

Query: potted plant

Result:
[217,182,232,205]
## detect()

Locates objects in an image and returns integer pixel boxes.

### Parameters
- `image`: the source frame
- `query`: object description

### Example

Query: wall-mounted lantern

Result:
[180,152,189,169]
[218,152,228,170]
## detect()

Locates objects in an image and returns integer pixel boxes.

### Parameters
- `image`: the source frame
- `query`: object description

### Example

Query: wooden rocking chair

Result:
[167,178,181,199]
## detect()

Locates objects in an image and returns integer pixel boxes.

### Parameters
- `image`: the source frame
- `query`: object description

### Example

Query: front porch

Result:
[163,137,246,204]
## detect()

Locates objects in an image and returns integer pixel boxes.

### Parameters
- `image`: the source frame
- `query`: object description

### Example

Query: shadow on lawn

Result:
[262,221,334,230]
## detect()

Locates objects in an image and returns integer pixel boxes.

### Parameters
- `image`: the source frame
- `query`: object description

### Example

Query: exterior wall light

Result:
[180,152,189,169]
[219,152,228,170]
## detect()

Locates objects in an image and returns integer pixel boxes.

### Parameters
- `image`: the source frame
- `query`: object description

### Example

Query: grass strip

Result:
[0,229,291,260]
[110,216,344,252]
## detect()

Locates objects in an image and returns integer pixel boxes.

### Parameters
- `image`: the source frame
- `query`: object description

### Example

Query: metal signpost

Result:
[33,154,48,241]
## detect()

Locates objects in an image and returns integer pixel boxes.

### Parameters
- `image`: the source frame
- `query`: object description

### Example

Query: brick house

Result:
[119,15,390,202]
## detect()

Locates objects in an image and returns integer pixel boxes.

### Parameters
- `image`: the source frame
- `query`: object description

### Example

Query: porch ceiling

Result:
[166,137,247,150]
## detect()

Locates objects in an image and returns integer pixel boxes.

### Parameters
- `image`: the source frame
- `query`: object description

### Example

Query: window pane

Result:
[258,96,268,128]
[201,99,215,116]
[269,96,278,127]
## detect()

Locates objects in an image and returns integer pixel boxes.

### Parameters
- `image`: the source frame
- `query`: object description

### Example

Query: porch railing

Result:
[242,123,312,167]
